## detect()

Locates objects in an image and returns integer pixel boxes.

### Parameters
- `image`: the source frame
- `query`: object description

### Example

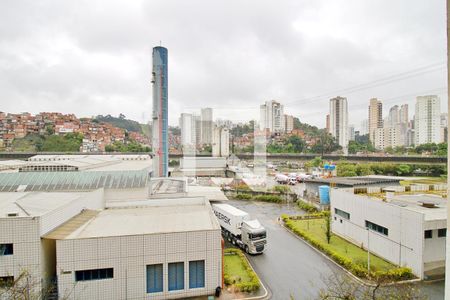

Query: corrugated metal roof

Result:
[0,170,149,192]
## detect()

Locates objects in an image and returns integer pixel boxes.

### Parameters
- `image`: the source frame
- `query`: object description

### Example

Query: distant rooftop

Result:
[44,197,219,240]
[0,191,90,217]
[0,155,151,173]
[305,175,401,186]
[0,170,149,192]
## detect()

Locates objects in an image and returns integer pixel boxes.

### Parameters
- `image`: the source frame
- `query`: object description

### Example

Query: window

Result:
[0,244,13,256]
[365,221,388,236]
[168,262,184,291]
[146,264,163,293]
[75,268,113,281]
[335,208,350,220]
[189,260,205,289]
[0,276,14,288]
[438,228,447,238]
[424,230,433,239]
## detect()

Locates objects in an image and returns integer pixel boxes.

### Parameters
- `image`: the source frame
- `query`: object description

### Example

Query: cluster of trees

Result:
[105,140,150,152]
[335,160,446,177]
[94,114,144,133]
[11,133,83,152]
[349,134,447,157]
[230,120,255,137]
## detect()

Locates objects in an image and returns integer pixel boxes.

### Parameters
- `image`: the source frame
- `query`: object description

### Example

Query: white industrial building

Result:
[415,95,441,145]
[0,155,224,299]
[212,126,230,158]
[331,185,446,279]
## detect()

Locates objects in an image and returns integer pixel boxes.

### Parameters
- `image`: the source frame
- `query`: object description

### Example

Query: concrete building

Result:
[400,104,409,125]
[387,105,400,128]
[259,100,285,133]
[348,124,355,141]
[329,96,348,149]
[360,119,368,136]
[201,108,213,144]
[326,114,330,134]
[331,185,447,279]
[212,126,229,158]
[0,155,224,299]
[284,114,294,133]
[180,113,196,147]
[368,98,383,143]
[415,95,441,145]
[440,113,448,143]
[151,46,169,177]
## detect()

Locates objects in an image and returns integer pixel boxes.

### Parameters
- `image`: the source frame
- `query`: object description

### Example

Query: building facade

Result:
[212,126,230,157]
[329,96,348,149]
[284,114,294,133]
[415,95,441,145]
[331,187,446,279]
[368,98,383,143]
[259,101,285,133]
[201,108,213,144]
[152,46,169,177]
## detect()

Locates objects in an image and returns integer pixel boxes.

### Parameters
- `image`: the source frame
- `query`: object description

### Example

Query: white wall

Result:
[331,189,425,278]
[0,217,42,294]
[57,230,222,300]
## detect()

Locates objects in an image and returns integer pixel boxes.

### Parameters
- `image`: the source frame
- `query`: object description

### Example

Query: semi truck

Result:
[212,204,267,254]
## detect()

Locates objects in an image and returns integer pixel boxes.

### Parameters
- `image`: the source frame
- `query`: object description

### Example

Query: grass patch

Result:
[224,248,260,292]
[224,253,251,282]
[282,215,414,281]
[290,218,393,272]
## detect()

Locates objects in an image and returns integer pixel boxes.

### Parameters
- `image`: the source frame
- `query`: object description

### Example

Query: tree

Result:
[317,272,427,300]
[337,162,357,177]
[396,164,412,176]
[287,136,306,153]
[325,213,331,244]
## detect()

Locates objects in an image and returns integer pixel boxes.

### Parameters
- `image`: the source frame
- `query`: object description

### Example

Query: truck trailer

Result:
[212,204,267,254]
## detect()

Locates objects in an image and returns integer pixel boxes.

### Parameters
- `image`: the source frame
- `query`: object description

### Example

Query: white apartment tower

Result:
[329,96,348,149]
[284,114,294,133]
[212,126,230,157]
[415,95,441,145]
[260,100,285,133]
[201,108,213,144]
[368,98,383,142]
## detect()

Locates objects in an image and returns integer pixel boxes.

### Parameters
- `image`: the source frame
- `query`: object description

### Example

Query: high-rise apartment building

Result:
[387,105,400,128]
[440,113,448,143]
[400,104,409,125]
[368,98,383,142]
[360,119,368,135]
[201,108,213,144]
[212,126,230,157]
[179,113,196,146]
[329,96,348,149]
[414,95,441,145]
[260,100,285,133]
[326,114,330,133]
[284,114,294,133]
[348,124,355,141]
[151,46,168,177]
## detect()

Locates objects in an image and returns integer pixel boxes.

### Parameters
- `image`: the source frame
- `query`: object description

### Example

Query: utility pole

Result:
[367,228,370,274]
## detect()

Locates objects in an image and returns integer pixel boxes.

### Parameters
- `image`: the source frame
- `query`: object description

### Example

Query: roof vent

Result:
[419,200,438,208]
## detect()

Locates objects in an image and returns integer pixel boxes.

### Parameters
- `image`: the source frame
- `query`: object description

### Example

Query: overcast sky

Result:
[0,0,447,129]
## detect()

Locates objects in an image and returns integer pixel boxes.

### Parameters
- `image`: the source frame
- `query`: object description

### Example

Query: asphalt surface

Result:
[226,199,342,300]
[225,199,445,300]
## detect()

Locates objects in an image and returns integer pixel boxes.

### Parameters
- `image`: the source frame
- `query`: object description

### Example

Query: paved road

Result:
[226,199,342,300]
[225,199,445,300]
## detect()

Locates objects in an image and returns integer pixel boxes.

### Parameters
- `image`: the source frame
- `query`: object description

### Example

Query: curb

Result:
[277,218,420,288]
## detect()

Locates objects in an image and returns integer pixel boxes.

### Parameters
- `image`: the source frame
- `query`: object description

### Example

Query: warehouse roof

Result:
[0,192,87,217]
[305,176,401,186]
[0,170,149,192]
[44,197,220,239]
[390,194,447,220]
